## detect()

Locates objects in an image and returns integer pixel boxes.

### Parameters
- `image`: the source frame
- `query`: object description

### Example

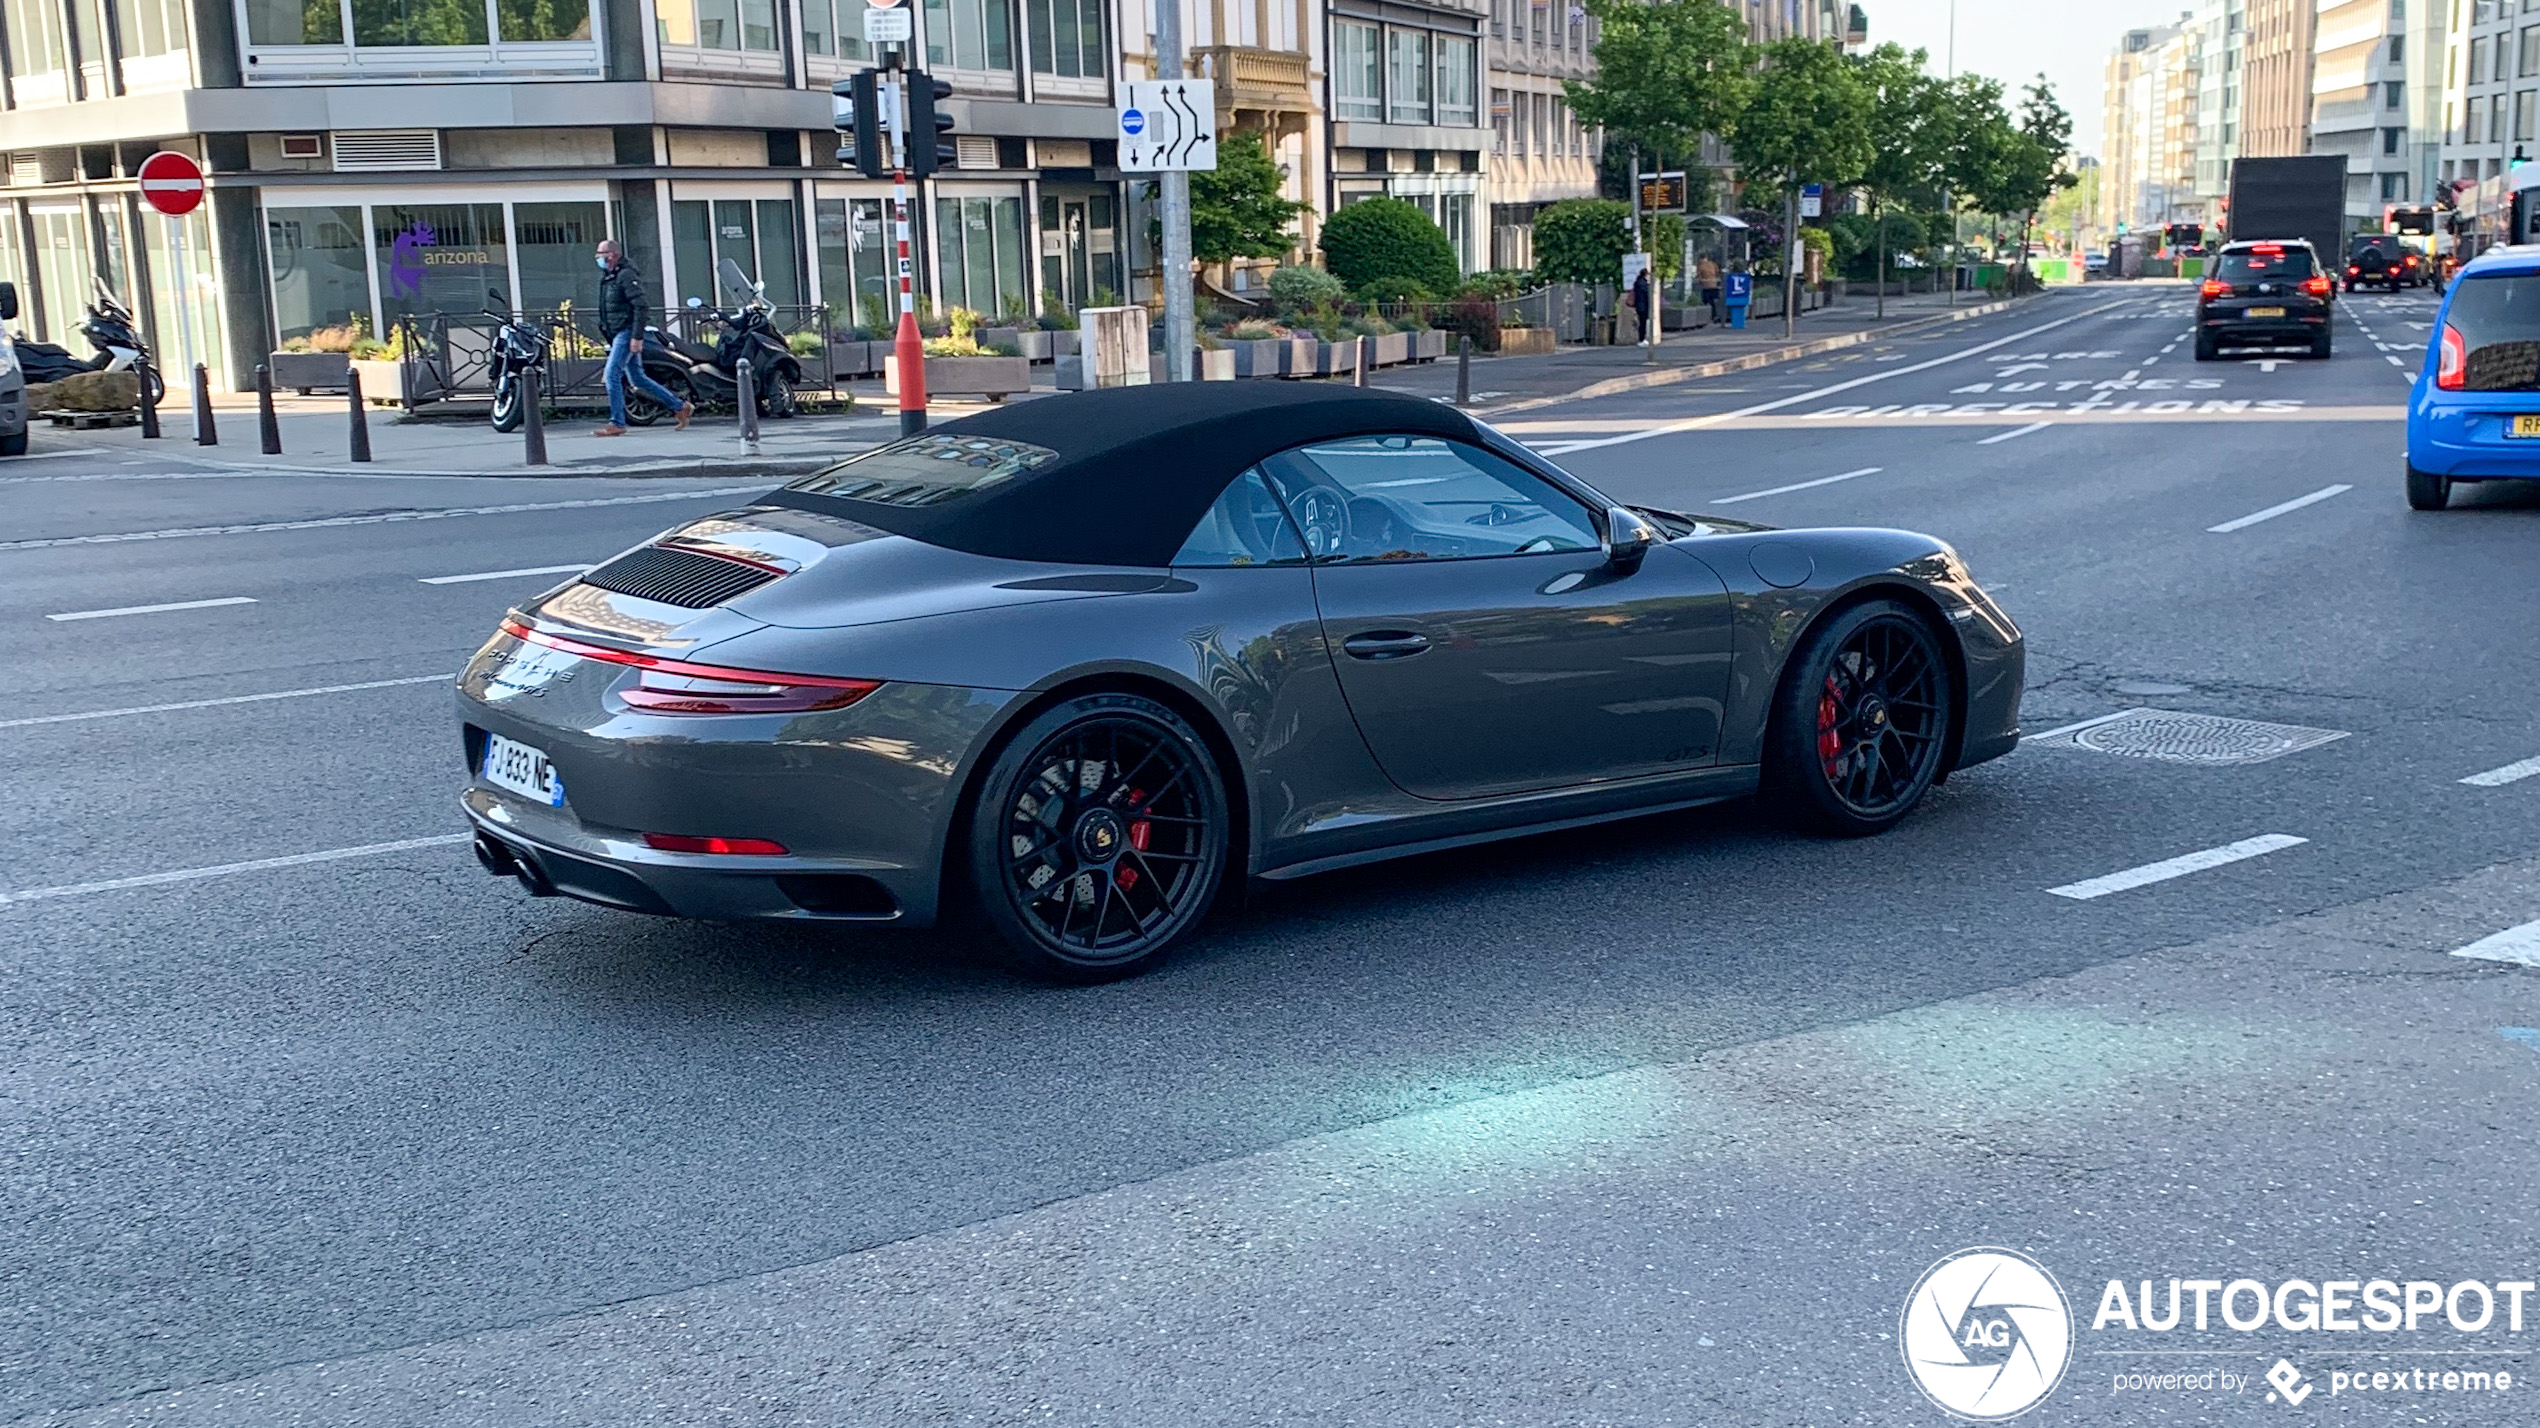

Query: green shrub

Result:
[1355,274,1435,304]
[1317,197,1460,296]
[1531,199,1633,286]
[1267,264,1347,318]
[1456,269,1529,300]
[1227,319,1283,341]
[1441,295,1499,351]
[1646,213,1687,281]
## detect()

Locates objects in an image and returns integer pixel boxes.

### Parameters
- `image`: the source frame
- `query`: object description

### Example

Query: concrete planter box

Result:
[827,340,882,379]
[1227,338,1287,378]
[1411,329,1447,362]
[1011,330,1055,362]
[1051,329,1082,357]
[978,326,1037,359]
[1496,326,1555,357]
[1313,340,1359,377]
[1197,348,1236,381]
[1370,331,1411,367]
[1279,337,1319,376]
[885,353,1032,400]
[267,351,349,393]
[348,358,412,406]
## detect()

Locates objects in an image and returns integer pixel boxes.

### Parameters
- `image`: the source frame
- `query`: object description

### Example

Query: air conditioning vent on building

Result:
[7,153,42,186]
[331,130,443,172]
[955,135,999,170]
[1037,139,1092,168]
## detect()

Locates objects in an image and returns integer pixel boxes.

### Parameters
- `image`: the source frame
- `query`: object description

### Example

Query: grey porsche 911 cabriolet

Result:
[459,383,2022,979]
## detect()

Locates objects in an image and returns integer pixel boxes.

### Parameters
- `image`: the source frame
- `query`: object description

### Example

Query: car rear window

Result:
[2218,249,2316,281]
[786,433,1061,507]
[2444,274,2540,391]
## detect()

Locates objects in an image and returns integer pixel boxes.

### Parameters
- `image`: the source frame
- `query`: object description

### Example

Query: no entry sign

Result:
[137,151,204,216]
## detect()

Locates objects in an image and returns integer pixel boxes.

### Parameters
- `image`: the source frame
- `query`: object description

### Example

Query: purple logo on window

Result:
[387,221,437,298]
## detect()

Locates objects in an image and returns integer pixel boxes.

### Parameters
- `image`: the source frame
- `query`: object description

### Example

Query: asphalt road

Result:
[8,283,2540,1426]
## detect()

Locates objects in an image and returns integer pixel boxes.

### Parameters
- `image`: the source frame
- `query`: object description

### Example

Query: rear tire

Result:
[2193,334,2218,361]
[963,692,1232,982]
[759,369,797,418]
[625,368,688,428]
[0,427,26,456]
[1762,600,1955,838]
[2310,331,2333,359]
[2406,463,2452,511]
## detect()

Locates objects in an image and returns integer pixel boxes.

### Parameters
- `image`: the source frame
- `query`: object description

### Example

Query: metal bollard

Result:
[736,358,760,448]
[346,367,372,463]
[138,362,160,439]
[1352,334,1369,388]
[522,367,548,467]
[1455,334,1472,406]
[256,364,282,454]
[192,363,216,446]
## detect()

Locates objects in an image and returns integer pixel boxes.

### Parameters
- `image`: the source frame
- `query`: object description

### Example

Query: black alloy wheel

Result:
[626,368,689,427]
[1766,600,1954,836]
[966,693,1230,980]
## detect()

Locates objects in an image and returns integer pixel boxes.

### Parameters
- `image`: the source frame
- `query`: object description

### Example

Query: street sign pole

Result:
[879,49,926,435]
[1155,0,1193,382]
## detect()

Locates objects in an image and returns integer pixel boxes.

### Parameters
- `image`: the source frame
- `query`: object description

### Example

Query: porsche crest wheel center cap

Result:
[1074,809,1126,863]
[1859,694,1891,730]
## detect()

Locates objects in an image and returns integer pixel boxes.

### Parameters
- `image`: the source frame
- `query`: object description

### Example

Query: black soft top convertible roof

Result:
[760,383,1482,568]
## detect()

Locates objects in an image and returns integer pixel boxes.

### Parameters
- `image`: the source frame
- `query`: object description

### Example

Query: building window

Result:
[923,0,1012,71]
[1334,20,1380,120]
[1531,90,1546,157]
[933,193,1026,316]
[2381,171,2407,200]
[266,205,368,343]
[2384,125,2404,153]
[802,0,873,61]
[1436,35,1475,127]
[2525,26,2540,77]
[658,0,775,49]
[2389,33,2402,63]
[1491,87,1508,153]
[1387,28,1430,124]
[2470,94,2489,141]
[1025,0,1102,77]
[2384,79,2404,108]
[2519,88,2537,141]
[672,197,801,309]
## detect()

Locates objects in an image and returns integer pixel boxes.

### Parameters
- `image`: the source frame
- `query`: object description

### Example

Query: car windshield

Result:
[2443,273,2540,391]
[2218,249,2316,281]
[786,433,1061,507]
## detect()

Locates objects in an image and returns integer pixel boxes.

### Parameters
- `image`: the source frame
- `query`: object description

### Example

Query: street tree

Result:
[1185,130,1307,266]
[1933,74,2016,289]
[1848,42,1945,317]
[1999,77,2080,280]
[1567,0,1752,271]
[1731,36,1874,334]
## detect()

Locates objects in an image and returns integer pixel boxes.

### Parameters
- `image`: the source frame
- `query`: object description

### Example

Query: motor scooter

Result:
[79,281,161,406]
[626,260,805,426]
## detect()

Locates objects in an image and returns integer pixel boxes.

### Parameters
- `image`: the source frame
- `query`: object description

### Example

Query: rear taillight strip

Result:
[499,617,879,691]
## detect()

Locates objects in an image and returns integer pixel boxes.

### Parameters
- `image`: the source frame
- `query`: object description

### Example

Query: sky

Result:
[1861,0,2193,160]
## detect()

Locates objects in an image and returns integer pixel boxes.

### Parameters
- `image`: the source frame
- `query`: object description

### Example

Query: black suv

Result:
[2345,234,2424,291]
[2196,240,2333,360]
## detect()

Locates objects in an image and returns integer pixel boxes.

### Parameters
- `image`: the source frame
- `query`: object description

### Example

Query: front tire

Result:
[2406,463,2452,510]
[1763,600,1954,837]
[2310,330,2333,359]
[0,427,26,456]
[964,693,1231,981]
[490,374,525,432]
[759,369,797,418]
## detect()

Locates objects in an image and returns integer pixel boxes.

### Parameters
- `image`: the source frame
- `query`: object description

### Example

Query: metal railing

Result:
[389,304,862,407]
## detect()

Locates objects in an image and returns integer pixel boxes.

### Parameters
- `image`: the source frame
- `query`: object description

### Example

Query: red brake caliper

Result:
[1817,677,1844,776]
[1117,788,1152,890]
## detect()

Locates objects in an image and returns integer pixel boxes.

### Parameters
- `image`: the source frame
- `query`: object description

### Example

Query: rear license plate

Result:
[2510,416,2540,439]
[2247,306,2286,318]
[482,733,565,807]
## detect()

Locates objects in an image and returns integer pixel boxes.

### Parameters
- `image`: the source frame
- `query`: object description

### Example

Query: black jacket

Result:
[598,260,649,338]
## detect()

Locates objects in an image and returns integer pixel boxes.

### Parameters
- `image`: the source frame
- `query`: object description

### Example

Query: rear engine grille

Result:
[580,545,780,609]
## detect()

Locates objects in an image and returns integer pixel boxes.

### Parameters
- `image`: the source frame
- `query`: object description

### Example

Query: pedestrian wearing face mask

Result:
[593,238,693,436]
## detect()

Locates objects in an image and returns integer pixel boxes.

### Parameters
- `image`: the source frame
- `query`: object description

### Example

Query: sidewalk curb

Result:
[131,452,848,481]
[1470,296,2028,417]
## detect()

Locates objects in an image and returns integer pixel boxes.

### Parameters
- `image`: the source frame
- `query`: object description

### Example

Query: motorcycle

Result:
[482,288,548,433]
[626,260,804,427]
[79,281,162,406]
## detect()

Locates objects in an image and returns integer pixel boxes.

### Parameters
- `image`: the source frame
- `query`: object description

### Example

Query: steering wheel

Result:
[1285,484,1351,558]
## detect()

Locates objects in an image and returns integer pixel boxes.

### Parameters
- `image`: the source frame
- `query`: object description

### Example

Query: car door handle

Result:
[1342,631,1432,661]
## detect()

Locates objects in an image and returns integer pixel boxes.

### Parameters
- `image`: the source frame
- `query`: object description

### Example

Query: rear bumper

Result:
[2407,403,2540,479]
[2199,313,2328,345]
[465,804,927,923]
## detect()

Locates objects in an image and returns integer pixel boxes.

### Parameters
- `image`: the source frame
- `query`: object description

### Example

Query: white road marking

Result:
[2047,834,2309,901]
[0,834,472,908]
[1713,466,1882,505]
[2253,359,2283,372]
[45,596,257,622]
[419,563,593,585]
[0,673,454,729]
[0,485,770,552]
[2386,355,2405,367]
[1529,300,2135,456]
[2461,753,2540,788]
[2450,920,2540,968]
[2207,484,2353,533]
[2020,708,2149,743]
[1977,421,2053,445]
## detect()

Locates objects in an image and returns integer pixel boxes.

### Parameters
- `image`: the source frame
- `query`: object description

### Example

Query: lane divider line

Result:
[1712,467,1882,505]
[420,564,594,585]
[2461,753,2540,788]
[0,485,771,553]
[2019,708,2151,743]
[2450,920,2540,968]
[0,834,472,908]
[1977,421,2052,445]
[46,596,256,622]
[0,673,455,729]
[2208,484,2353,533]
[2047,834,2309,901]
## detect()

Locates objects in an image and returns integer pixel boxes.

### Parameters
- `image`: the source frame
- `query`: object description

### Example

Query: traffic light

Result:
[833,72,884,179]
[906,70,956,177]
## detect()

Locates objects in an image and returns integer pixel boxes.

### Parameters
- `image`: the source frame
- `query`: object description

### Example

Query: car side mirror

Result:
[0,283,17,322]
[1603,506,1659,571]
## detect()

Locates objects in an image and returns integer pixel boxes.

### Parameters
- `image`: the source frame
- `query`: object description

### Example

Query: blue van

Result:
[2406,244,2540,508]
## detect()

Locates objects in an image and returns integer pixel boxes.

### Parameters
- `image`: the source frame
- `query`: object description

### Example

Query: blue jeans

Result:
[604,329,684,427]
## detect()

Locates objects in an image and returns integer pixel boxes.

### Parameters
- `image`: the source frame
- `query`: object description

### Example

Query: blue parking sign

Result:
[1724,272,1752,304]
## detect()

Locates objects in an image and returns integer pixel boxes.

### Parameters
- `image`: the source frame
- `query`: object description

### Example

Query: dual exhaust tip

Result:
[473,831,555,897]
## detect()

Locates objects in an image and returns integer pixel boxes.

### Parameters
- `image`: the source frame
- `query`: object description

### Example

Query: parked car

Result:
[2405,243,2540,509]
[0,282,28,456]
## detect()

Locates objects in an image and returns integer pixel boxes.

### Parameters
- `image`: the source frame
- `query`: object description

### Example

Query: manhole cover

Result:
[2032,709,2349,767]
